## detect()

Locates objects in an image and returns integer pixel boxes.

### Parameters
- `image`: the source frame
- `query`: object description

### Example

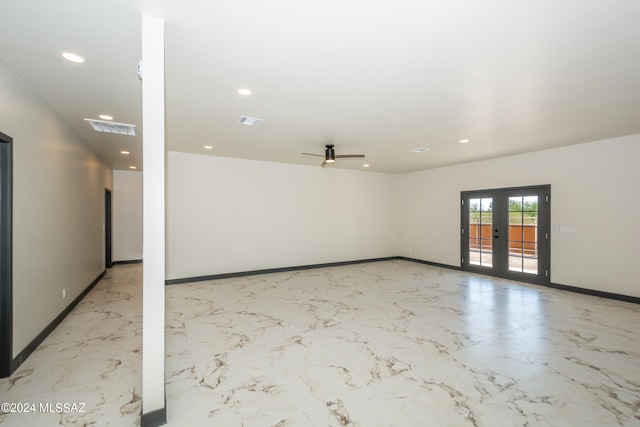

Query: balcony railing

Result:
[469,223,537,256]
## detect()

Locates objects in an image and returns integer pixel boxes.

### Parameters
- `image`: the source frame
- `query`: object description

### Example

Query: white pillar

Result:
[141,14,166,426]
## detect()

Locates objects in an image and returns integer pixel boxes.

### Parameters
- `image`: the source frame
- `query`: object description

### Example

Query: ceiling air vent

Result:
[238,115,263,126]
[84,118,136,136]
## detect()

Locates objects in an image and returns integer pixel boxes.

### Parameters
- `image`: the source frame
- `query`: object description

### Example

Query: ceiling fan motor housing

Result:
[325,144,335,162]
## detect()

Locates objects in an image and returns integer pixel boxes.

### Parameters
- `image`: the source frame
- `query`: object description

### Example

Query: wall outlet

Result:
[62,288,66,299]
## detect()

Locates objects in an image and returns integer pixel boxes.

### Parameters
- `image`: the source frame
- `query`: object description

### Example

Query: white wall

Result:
[166,151,397,280]
[113,170,143,261]
[397,134,640,298]
[0,58,112,357]
[166,135,640,299]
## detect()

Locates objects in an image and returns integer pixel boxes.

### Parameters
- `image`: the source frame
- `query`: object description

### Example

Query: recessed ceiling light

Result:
[409,147,430,154]
[459,139,470,143]
[61,51,85,63]
[99,114,113,121]
[204,145,213,150]
[120,150,130,155]
[238,88,252,96]
[363,164,370,168]
[129,166,137,170]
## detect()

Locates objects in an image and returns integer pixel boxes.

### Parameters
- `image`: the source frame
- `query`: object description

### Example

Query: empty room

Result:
[0,1,639,426]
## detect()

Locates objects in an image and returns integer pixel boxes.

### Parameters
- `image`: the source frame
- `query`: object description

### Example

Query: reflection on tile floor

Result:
[2,260,640,426]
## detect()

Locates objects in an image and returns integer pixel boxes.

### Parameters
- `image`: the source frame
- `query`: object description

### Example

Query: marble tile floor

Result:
[2,260,640,426]
[0,264,142,427]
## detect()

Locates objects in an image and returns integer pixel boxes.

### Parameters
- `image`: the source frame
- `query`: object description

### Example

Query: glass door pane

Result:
[507,195,539,274]
[468,197,494,268]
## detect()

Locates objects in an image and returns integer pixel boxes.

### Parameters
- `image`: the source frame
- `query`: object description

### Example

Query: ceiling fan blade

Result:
[335,154,365,158]
[321,160,328,167]
[301,152,324,157]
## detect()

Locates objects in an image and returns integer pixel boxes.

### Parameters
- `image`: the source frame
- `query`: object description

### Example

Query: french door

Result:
[461,185,550,285]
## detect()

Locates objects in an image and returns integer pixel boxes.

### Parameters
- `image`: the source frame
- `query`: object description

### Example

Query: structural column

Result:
[141,14,166,427]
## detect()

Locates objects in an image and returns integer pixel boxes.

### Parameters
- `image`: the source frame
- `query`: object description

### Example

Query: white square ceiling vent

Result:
[84,118,136,136]
[238,115,263,126]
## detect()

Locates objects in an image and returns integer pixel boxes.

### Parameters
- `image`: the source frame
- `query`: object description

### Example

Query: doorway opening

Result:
[105,189,112,269]
[461,185,550,285]
[0,131,13,378]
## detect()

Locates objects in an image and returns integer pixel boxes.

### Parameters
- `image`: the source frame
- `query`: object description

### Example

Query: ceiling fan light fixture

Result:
[325,144,336,162]
[302,144,365,167]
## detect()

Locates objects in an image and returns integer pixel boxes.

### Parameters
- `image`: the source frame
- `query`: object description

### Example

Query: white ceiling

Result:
[1,0,639,173]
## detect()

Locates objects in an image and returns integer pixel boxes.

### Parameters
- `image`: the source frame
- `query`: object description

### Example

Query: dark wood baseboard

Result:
[398,256,461,271]
[8,270,106,375]
[548,282,640,305]
[113,259,143,265]
[165,257,402,285]
[141,403,167,426]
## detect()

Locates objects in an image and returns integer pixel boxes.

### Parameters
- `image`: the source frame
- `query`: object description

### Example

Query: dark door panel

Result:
[0,131,13,377]
[461,185,550,286]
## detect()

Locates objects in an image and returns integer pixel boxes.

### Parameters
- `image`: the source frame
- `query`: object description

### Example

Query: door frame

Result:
[461,189,500,277]
[0,131,13,378]
[461,185,551,286]
[105,189,112,269]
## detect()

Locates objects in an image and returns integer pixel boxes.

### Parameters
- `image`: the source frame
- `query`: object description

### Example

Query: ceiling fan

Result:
[301,144,365,167]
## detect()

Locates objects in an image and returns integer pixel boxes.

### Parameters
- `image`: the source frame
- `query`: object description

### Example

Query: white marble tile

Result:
[2,260,639,427]
[2,385,112,427]
[310,374,470,426]
[466,365,634,427]
[0,264,141,427]
[0,367,38,409]
[110,347,142,418]
[624,412,640,427]
[164,260,640,427]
